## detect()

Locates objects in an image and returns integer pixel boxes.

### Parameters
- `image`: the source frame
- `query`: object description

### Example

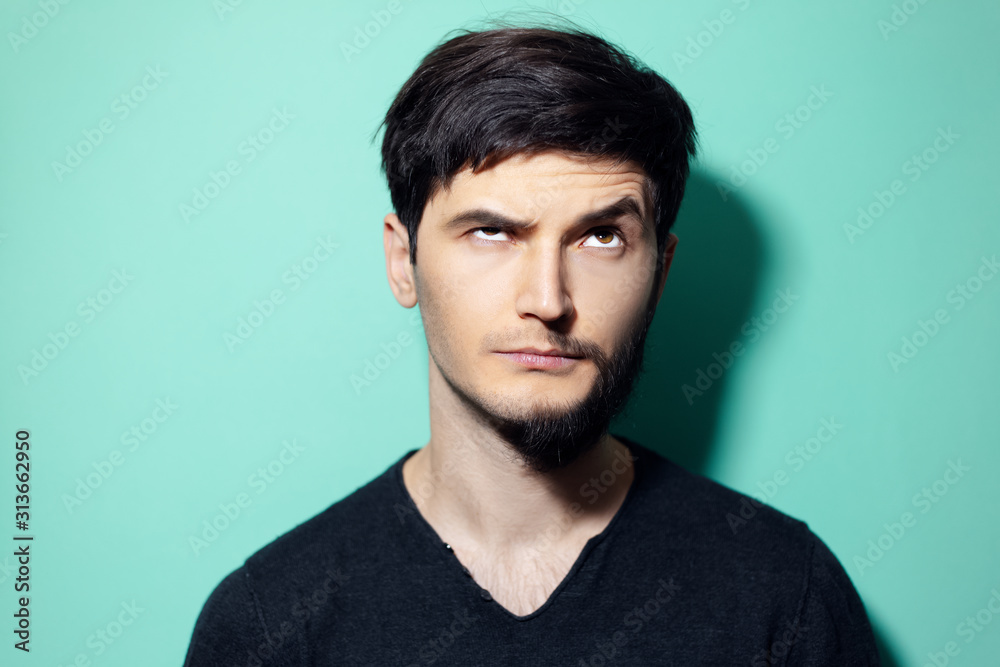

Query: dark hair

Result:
[374,18,699,282]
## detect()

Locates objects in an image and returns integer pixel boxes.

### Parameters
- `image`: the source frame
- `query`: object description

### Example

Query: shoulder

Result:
[781,530,881,665]
[621,438,879,664]
[239,454,405,618]
[625,439,816,563]
[183,566,270,665]
[186,453,406,662]
[246,459,397,568]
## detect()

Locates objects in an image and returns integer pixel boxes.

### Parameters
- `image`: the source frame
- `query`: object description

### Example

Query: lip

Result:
[495,348,583,370]
[502,347,583,358]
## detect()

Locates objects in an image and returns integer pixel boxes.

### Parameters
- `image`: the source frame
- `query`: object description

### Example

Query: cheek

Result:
[445,265,510,311]
[575,275,651,341]
[421,273,490,340]
[577,296,622,342]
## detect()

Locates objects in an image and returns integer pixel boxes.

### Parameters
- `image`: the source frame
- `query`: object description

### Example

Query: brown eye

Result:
[584,229,623,248]
[472,227,509,241]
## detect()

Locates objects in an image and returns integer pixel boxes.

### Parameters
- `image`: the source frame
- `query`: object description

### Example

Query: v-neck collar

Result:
[392,435,648,622]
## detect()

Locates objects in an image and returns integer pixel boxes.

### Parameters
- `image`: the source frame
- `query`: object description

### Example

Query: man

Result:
[184,21,880,666]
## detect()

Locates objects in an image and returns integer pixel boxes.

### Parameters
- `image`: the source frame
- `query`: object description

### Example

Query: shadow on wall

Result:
[612,167,766,474]
[611,167,903,667]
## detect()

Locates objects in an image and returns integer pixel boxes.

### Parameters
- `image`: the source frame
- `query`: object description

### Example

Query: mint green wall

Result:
[2,1,997,665]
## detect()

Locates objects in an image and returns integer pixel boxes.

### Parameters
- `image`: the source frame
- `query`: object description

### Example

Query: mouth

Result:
[494,348,584,370]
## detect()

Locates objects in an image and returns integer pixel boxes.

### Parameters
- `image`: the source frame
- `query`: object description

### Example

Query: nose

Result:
[514,243,575,323]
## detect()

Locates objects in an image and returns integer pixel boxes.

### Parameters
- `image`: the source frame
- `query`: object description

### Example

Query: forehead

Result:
[430,150,653,216]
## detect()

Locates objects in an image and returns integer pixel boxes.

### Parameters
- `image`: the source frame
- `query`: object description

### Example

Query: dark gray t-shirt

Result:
[183,435,880,666]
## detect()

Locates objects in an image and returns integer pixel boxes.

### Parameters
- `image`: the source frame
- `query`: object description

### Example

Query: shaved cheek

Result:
[420,292,456,373]
[415,269,474,372]
[580,277,651,342]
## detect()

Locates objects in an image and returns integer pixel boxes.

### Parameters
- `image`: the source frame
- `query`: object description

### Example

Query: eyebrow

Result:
[441,194,649,235]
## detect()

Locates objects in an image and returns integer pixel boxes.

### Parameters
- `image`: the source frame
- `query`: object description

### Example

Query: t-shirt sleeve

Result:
[183,566,270,666]
[779,530,881,666]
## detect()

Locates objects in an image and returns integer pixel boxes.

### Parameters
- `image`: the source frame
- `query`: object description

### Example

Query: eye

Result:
[582,228,624,249]
[471,227,511,242]
[471,227,624,248]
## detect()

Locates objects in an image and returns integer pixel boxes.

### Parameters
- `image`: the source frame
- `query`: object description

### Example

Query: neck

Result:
[401,361,637,555]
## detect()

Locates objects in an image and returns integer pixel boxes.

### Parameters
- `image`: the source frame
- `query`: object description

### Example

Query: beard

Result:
[428,273,660,475]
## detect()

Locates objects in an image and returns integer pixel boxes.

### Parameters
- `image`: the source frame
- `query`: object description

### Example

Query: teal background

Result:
[1,0,998,664]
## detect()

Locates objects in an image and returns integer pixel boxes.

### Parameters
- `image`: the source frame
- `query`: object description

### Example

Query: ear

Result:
[653,232,679,306]
[384,212,418,308]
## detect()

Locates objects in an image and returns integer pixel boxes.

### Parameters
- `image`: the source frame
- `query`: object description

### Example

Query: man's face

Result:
[387,150,677,473]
